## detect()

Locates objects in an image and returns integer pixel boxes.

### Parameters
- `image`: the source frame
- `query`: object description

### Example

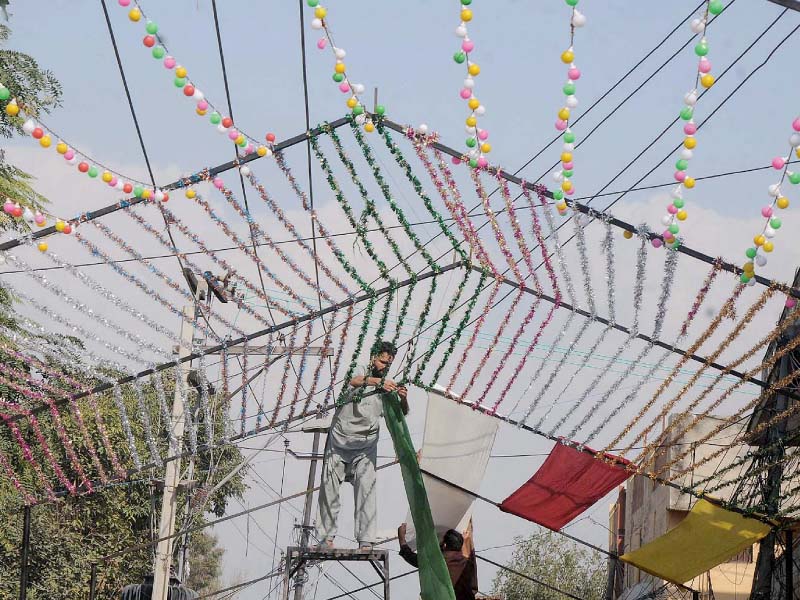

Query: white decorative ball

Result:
[355,114,367,125]
[334,47,346,59]
[311,18,323,30]
[155,190,165,202]
[22,119,36,134]
[465,125,476,134]
[747,277,756,286]
[571,10,587,27]
[22,207,34,222]
[661,214,672,226]
[193,89,204,101]
[756,254,768,267]
[353,83,365,95]
[552,171,564,182]
[475,105,486,116]
[563,143,575,152]
[217,124,228,133]
[463,77,475,89]
[418,123,429,135]
[790,133,800,148]
[764,226,776,238]
[768,184,781,197]
[456,25,467,37]
[670,186,683,199]
[680,149,694,160]
[565,95,578,108]
[239,166,250,177]
[684,90,698,106]
[690,18,705,34]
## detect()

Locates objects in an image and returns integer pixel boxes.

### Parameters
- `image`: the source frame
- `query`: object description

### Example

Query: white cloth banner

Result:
[405,388,499,548]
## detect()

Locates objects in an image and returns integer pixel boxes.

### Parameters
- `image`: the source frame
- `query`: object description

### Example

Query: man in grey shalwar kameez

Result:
[316,341,408,549]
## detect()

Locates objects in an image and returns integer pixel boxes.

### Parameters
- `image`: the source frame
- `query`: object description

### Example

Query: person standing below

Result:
[316,341,408,549]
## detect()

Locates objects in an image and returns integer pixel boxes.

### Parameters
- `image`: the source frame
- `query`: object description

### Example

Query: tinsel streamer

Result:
[221,346,231,439]
[131,376,162,468]
[413,272,470,385]
[602,273,743,453]
[152,370,174,449]
[429,270,489,387]
[379,123,469,263]
[254,334,274,431]
[506,183,578,420]
[547,219,622,436]
[244,171,352,296]
[285,324,314,427]
[349,119,440,271]
[526,215,600,429]
[402,276,438,383]
[338,295,378,406]
[323,305,355,408]
[0,334,108,483]
[0,368,92,491]
[112,383,142,470]
[392,280,417,349]
[0,410,56,500]
[633,285,777,458]
[273,150,372,292]
[196,353,213,448]
[326,124,414,277]
[310,130,393,281]
[584,257,719,445]
[358,286,397,403]
[37,245,177,344]
[207,178,335,307]
[271,325,299,427]
[174,362,197,455]
[488,185,562,413]
[2,278,160,367]
[302,312,336,417]
[566,231,648,439]
[91,220,248,338]
[130,206,296,320]
[239,340,248,437]
[0,446,36,504]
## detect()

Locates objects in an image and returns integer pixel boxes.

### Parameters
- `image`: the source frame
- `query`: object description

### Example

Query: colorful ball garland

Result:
[740,115,800,300]
[306,0,382,132]
[453,0,491,168]
[653,1,720,249]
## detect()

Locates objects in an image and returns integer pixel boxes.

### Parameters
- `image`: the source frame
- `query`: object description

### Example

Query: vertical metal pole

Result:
[293,431,322,600]
[787,529,794,600]
[88,563,97,600]
[605,556,617,600]
[692,590,700,600]
[19,505,31,600]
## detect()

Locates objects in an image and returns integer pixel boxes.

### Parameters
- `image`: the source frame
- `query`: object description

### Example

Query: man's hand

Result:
[397,385,408,399]
[380,378,398,393]
[397,523,407,543]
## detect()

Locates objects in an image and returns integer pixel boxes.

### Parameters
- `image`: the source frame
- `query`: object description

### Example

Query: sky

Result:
[3,1,800,599]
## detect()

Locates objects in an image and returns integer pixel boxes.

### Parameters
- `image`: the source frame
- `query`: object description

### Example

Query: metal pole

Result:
[293,431,322,600]
[693,591,700,600]
[787,529,794,600]
[19,505,31,600]
[89,563,97,600]
[153,280,207,600]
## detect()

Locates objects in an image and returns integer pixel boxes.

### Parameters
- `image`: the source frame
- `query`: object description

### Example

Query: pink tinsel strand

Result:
[0,407,64,498]
[0,444,37,504]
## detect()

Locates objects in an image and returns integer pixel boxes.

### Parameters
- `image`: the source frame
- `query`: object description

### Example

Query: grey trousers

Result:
[316,437,378,546]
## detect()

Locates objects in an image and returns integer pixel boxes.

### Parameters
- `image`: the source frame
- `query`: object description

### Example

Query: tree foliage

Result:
[492,531,608,600]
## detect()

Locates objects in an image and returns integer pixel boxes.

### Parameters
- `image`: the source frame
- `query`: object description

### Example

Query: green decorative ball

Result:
[307,0,319,7]
[352,105,364,116]
[670,238,682,249]
[770,217,782,229]
[87,166,99,178]
[740,273,751,283]
[563,169,573,178]
[237,137,247,147]
[0,86,9,101]
[332,73,344,83]
[675,159,688,171]
[673,198,685,209]
[788,172,800,185]
[461,0,472,4]
[680,107,693,121]
[563,82,576,96]
[152,46,166,59]
[466,138,476,148]
[146,21,159,34]
[708,0,724,15]
[563,131,575,144]
[553,189,564,200]
[210,112,221,125]
[565,0,579,6]
[745,247,757,259]
[133,185,144,198]
[469,158,478,168]
[453,51,466,64]
[375,104,386,116]
[174,77,186,88]
[695,42,709,57]
[669,223,679,234]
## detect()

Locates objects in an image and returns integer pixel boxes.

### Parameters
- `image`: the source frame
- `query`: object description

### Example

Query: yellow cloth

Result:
[620,498,771,584]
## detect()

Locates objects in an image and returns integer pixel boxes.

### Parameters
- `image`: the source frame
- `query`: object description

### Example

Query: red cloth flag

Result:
[499,441,631,531]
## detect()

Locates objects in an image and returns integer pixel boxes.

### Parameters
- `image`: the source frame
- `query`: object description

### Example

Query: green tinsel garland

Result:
[337,294,378,406]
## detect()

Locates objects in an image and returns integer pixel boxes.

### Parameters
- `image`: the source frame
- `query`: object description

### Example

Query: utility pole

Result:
[293,429,323,600]
[18,505,30,600]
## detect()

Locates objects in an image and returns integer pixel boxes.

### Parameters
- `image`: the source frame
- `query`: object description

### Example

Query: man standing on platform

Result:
[316,341,408,549]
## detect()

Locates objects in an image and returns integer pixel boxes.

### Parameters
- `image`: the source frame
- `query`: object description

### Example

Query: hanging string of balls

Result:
[116,0,276,158]
[651,0,723,249]
[305,0,384,132]
[740,115,800,289]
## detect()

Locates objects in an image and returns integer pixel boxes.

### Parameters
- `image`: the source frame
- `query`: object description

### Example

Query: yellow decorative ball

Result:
[346,96,358,108]
[175,66,187,79]
[142,189,151,199]
[796,148,800,159]
[466,116,477,127]
[561,49,574,64]
[235,134,245,145]
[257,145,268,157]
[623,230,633,239]
[5,102,19,116]
[468,63,481,76]
[777,196,789,209]
[743,262,755,274]
[561,180,573,192]
[754,234,765,247]
[676,209,688,221]
[128,7,141,21]
[335,62,346,74]
[56,142,68,154]
[37,242,48,252]
[481,142,491,153]
[364,122,375,133]
[101,171,113,183]
[185,188,196,199]
[560,151,573,163]
[196,108,207,116]
[557,202,568,211]
[763,241,774,253]
[558,107,570,121]
[468,98,480,110]
[39,135,51,148]
[683,177,695,189]
[314,6,327,18]
[700,74,715,89]
[461,9,473,21]
[55,220,65,232]
[684,137,697,149]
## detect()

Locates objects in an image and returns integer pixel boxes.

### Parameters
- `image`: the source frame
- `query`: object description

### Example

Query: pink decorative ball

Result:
[109,176,118,187]
[662,229,673,240]
[772,157,785,170]
[562,161,574,170]
[164,56,176,69]
[3,199,13,214]
[317,38,327,50]
[567,67,581,81]
[460,88,472,100]
[668,204,678,214]
[245,144,254,155]
[684,123,697,135]
[478,129,489,141]
[652,238,663,248]
[64,150,75,161]
[674,170,686,182]
[793,117,800,132]
[34,213,45,225]
[555,119,568,131]
[452,157,461,165]
[762,206,773,218]
[197,100,209,111]
[565,187,575,196]
[213,177,224,189]
[228,129,239,140]
[698,58,711,73]
[118,0,131,5]
[462,40,475,53]
[338,82,350,93]
[477,157,488,168]
[787,297,797,309]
